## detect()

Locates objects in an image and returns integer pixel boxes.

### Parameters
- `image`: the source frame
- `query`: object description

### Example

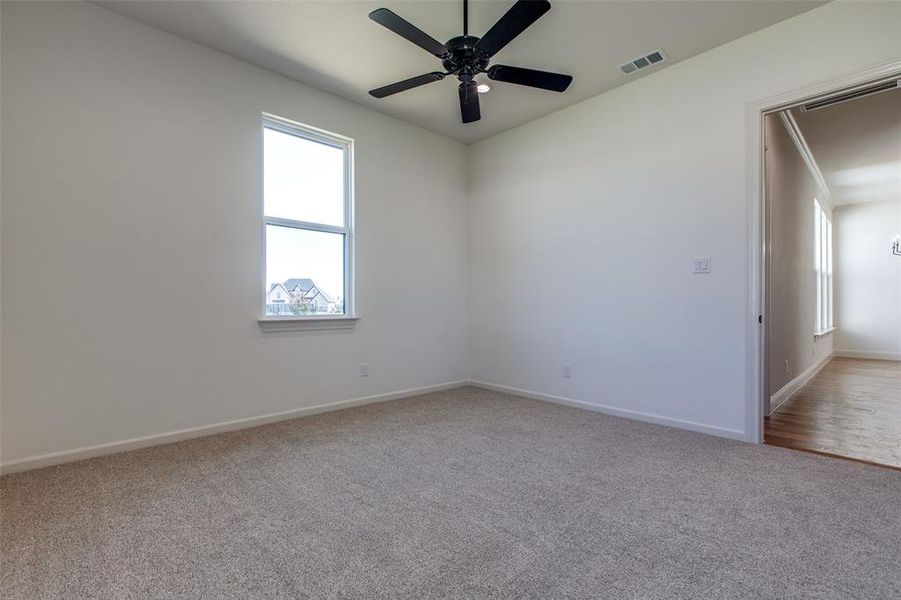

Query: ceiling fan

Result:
[368,0,572,124]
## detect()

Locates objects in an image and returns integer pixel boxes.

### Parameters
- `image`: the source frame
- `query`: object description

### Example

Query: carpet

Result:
[2,386,900,599]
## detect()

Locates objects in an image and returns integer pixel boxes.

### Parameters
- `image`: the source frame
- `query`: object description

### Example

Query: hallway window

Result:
[814,198,833,334]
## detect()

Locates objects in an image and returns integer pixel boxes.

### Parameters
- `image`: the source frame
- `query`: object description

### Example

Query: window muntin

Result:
[262,115,353,318]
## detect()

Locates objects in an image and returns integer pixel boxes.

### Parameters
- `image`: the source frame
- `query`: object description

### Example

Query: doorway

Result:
[756,72,901,469]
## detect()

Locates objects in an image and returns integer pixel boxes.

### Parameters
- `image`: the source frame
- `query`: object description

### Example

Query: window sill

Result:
[814,327,836,338]
[258,316,359,332]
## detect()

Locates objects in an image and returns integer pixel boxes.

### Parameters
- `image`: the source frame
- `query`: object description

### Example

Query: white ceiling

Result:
[96,0,825,144]
[794,86,901,208]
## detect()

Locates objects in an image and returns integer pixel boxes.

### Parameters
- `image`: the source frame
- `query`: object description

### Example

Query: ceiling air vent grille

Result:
[619,49,667,75]
[800,80,900,112]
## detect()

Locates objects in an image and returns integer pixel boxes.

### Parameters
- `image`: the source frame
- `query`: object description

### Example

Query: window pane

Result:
[827,219,833,328]
[265,225,344,316]
[264,127,344,226]
[814,200,822,331]
[821,212,828,329]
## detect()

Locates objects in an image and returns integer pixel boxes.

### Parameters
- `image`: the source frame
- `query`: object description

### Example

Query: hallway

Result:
[765,358,901,470]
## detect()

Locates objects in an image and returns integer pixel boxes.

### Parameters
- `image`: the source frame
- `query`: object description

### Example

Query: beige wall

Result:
[765,113,834,403]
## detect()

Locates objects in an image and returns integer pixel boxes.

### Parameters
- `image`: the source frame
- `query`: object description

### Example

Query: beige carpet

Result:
[2,386,900,599]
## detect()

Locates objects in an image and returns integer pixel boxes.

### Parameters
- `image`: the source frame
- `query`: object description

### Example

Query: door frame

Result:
[745,58,901,444]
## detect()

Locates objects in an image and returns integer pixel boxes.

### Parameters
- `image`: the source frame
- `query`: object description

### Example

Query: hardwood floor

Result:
[765,357,901,470]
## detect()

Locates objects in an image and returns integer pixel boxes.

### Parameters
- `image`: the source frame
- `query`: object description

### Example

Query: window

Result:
[814,198,833,334]
[261,115,354,326]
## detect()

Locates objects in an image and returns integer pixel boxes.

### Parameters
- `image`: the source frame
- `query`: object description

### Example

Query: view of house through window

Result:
[814,198,833,334]
[263,116,352,317]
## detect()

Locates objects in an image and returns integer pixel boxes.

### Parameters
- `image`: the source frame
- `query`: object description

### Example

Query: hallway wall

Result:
[765,112,834,402]
[834,200,901,361]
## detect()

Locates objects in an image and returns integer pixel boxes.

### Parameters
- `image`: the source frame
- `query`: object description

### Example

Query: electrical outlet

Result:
[562,364,573,378]
[784,359,789,374]
[360,363,370,377]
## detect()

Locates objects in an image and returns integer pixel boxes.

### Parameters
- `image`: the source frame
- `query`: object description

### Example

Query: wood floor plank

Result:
[764,357,901,471]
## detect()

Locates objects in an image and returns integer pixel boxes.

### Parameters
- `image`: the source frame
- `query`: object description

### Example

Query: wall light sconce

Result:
[893,234,901,256]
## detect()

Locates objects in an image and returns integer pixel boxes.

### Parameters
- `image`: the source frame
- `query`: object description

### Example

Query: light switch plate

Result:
[692,257,712,274]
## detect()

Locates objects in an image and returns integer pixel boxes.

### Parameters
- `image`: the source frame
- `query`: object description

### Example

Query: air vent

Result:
[800,80,900,112]
[619,49,667,75]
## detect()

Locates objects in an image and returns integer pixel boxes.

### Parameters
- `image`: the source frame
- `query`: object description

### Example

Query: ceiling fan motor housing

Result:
[442,35,489,83]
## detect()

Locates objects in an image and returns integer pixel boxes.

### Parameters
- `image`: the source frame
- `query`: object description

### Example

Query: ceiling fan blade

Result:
[487,65,572,92]
[369,8,448,57]
[475,0,550,58]
[459,81,481,123]
[369,72,446,98]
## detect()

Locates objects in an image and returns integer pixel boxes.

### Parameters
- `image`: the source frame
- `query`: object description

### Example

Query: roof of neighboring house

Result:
[309,288,334,304]
[283,278,316,293]
[270,278,335,304]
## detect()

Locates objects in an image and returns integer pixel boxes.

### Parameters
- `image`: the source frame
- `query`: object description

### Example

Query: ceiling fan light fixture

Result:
[368,0,572,124]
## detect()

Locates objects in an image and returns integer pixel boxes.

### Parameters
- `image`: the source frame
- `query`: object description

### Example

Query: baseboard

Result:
[0,380,469,476]
[0,376,760,475]
[468,380,747,441]
[769,354,832,415]
[833,349,901,362]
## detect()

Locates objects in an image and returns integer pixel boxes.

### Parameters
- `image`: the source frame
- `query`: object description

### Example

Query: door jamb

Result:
[745,58,901,443]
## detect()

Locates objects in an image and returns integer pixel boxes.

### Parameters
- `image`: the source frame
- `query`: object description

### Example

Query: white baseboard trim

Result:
[1,376,762,475]
[469,380,747,442]
[769,354,832,415]
[833,349,901,362]
[0,380,469,476]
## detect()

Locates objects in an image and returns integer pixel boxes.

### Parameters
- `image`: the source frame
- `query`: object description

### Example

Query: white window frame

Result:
[814,198,833,336]
[258,114,357,332]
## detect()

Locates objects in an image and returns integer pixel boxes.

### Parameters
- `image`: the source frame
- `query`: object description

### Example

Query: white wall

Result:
[0,1,469,466]
[834,200,901,360]
[468,1,901,439]
[765,112,833,401]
